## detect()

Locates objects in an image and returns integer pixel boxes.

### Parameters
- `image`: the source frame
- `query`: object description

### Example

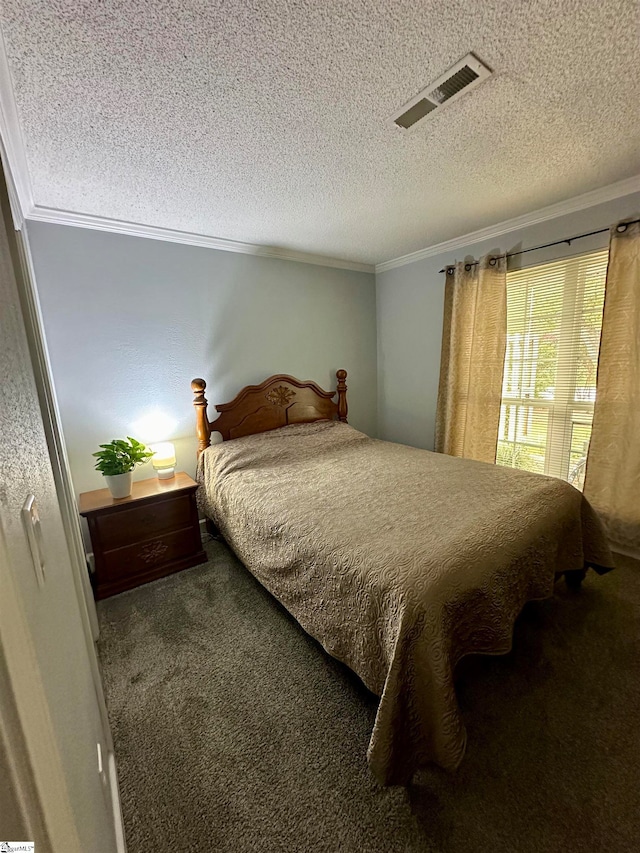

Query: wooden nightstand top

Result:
[79,472,198,516]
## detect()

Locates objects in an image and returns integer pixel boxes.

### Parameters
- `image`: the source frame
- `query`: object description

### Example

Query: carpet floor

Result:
[97,540,640,853]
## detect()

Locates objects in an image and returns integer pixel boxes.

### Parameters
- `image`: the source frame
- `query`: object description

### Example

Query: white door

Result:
[0,172,124,850]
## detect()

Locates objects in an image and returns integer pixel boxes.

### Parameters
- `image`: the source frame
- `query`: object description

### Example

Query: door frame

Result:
[0,137,126,851]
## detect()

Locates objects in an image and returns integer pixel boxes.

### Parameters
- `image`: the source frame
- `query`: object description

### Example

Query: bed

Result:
[191,370,614,785]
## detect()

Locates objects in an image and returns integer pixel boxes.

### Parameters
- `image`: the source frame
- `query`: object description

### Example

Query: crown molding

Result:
[22,174,640,277]
[0,31,373,273]
[375,174,640,274]
[2,18,636,279]
[25,205,374,273]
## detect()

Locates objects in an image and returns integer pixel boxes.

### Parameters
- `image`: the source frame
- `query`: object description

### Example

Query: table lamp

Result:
[150,442,176,479]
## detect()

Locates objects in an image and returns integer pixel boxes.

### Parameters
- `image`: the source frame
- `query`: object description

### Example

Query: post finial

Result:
[336,369,348,423]
[191,378,211,458]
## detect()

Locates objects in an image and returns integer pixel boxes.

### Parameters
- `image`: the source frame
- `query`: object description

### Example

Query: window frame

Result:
[498,248,607,484]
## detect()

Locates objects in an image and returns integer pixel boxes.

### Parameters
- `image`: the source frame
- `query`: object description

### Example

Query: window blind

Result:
[497,248,608,489]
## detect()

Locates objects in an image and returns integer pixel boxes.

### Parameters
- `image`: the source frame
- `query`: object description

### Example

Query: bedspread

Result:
[197,420,613,784]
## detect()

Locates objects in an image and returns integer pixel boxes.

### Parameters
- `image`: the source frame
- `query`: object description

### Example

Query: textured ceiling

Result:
[1,0,639,265]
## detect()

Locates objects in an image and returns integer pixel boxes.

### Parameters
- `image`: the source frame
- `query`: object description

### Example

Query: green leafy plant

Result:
[93,437,153,476]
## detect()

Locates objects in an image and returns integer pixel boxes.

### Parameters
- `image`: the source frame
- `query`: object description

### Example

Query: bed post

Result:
[191,378,211,457]
[336,369,348,423]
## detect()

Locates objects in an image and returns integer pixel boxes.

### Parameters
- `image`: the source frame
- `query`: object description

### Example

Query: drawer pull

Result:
[138,540,169,564]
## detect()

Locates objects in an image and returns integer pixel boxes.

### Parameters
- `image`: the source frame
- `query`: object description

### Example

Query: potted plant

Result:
[93,437,153,499]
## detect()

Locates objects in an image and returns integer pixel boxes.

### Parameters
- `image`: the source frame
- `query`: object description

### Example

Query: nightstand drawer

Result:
[101,526,200,582]
[80,473,206,599]
[96,493,193,549]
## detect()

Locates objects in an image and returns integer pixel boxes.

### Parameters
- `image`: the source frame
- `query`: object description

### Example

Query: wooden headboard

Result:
[191,370,348,456]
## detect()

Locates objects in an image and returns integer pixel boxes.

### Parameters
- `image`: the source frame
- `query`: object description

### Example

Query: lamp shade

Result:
[150,442,176,478]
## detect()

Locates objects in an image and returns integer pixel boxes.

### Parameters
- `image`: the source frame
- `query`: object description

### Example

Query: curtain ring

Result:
[489,257,496,266]
[465,263,472,272]
[446,266,454,275]
[616,223,628,233]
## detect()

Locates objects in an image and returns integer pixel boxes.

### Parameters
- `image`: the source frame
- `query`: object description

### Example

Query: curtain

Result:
[435,255,507,462]
[584,220,640,556]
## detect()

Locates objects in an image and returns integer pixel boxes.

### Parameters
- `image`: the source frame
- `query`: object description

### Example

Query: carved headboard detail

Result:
[191,370,348,456]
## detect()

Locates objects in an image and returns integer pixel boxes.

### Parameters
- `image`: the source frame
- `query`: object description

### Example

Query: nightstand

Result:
[79,472,207,599]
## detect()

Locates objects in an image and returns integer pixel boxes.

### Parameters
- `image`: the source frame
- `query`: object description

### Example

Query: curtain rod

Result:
[438,217,640,273]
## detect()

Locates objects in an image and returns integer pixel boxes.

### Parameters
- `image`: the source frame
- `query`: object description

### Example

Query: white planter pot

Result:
[104,471,133,499]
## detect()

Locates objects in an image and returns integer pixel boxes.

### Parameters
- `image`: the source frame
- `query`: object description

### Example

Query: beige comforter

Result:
[197,420,613,784]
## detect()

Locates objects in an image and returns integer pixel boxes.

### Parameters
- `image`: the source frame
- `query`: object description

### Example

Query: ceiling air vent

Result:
[392,53,492,131]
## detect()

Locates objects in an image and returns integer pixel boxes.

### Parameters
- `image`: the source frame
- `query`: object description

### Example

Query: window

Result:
[496,249,608,490]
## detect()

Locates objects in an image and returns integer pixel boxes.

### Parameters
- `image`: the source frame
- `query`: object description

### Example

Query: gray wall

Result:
[27,222,377,495]
[26,190,640,498]
[376,192,640,450]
